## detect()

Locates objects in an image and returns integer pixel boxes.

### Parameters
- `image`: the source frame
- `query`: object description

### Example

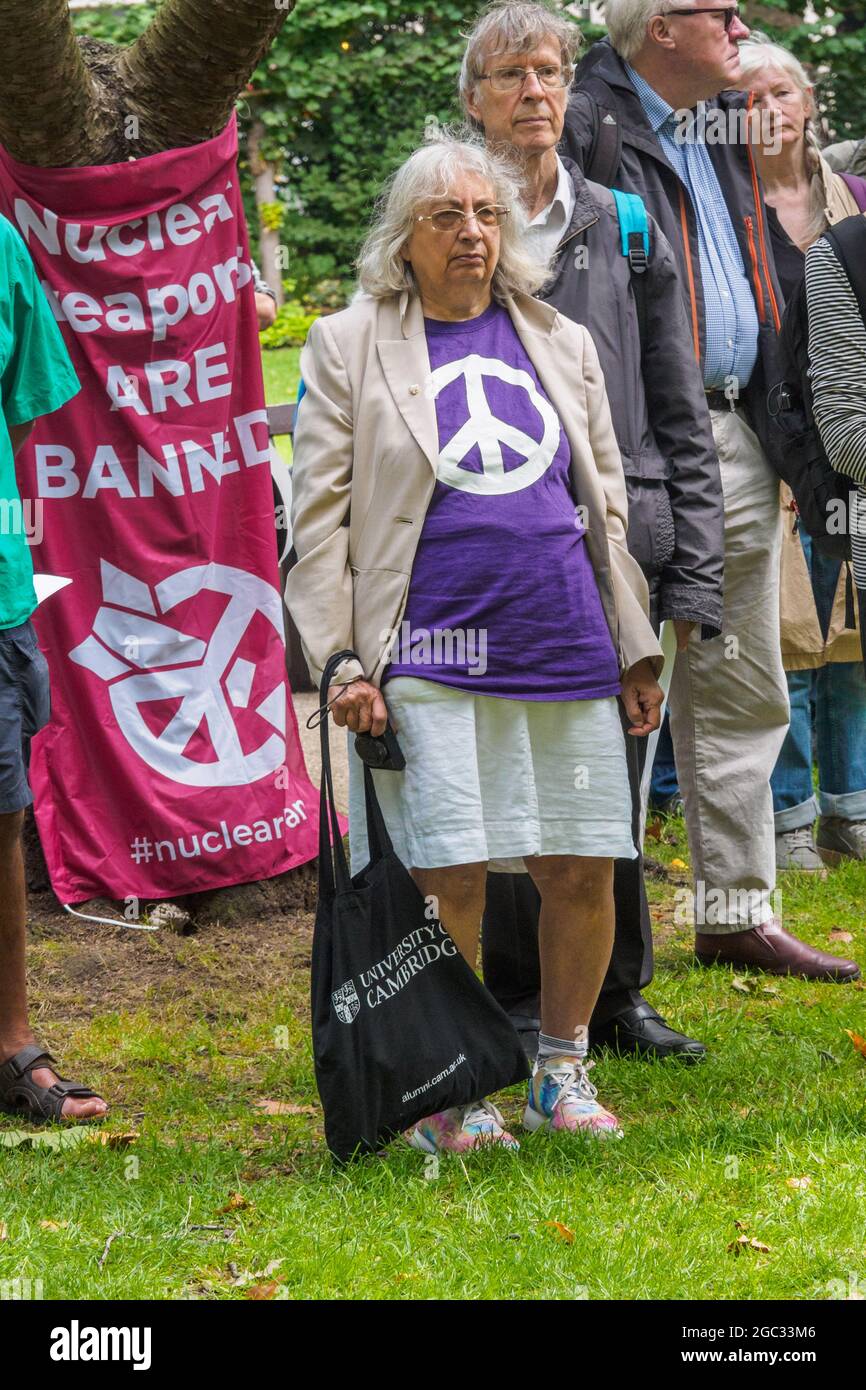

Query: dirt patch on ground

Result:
[26,892,316,1026]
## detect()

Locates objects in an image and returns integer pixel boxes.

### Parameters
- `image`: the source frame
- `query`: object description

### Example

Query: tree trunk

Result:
[0,1,298,913]
[0,0,294,166]
[248,119,285,308]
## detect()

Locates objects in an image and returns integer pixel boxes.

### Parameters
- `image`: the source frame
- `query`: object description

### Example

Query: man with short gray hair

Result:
[467,1,726,1059]
[560,1,859,981]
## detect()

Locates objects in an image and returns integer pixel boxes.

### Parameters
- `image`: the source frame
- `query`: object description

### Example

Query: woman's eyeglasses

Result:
[665,6,740,31]
[414,205,510,233]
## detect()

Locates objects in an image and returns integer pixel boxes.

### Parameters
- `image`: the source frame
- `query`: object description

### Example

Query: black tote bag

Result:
[311,651,529,1163]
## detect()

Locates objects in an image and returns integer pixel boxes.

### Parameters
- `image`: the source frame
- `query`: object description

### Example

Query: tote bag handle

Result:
[317,651,356,900]
[316,651,398,898]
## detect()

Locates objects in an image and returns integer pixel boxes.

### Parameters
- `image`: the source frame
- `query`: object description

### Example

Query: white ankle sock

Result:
[537,1031,588,1065]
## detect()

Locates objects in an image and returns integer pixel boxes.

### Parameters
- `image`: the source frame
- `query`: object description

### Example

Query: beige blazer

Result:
[287,288,663,690]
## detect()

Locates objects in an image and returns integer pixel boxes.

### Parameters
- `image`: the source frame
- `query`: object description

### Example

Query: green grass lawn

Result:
[261,346,301,469]
[3,817,866,1301]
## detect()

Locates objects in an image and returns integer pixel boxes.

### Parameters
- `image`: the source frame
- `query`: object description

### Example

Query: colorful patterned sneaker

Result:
[523,1055,623,1139]
[406,1100,519,1154]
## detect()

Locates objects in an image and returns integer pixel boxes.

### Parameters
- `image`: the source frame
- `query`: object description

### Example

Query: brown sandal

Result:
[0,1044,106,1123]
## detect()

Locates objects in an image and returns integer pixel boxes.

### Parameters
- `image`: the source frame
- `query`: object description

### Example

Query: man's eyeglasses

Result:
[476,64,574,94]
[415,205,509,233]
[665,5,740,31]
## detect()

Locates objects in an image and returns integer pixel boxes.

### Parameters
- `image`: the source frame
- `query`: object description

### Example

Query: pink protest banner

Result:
[0,118,322,903]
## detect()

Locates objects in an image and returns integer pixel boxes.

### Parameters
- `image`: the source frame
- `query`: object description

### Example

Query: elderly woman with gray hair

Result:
[287,134,663,1155]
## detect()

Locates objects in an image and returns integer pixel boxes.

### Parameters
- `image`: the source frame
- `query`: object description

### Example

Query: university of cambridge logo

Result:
[331,979,361,1024]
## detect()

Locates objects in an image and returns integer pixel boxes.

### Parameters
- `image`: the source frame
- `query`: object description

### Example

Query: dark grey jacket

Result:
[561,39,787,477]
[542,158,723,635]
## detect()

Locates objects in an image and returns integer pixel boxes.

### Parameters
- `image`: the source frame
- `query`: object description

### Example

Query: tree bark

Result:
[0,1,98,165]
[248,119,285,307]
[0,0,294,166]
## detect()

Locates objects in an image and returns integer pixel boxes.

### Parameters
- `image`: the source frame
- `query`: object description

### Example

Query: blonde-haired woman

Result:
[739,36,864,287]
[288,134,664,1154]
[740,36,866,872]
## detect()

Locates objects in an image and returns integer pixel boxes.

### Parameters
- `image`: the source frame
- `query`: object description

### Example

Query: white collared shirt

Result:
[523,155,576,262]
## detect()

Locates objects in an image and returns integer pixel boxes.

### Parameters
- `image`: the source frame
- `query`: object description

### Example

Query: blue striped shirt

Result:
[625,63,759,391]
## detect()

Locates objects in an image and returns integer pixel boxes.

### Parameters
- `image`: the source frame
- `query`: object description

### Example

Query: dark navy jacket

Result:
[561,39,787,475]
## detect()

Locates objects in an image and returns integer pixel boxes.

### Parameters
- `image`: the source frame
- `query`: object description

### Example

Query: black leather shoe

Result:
[590,1000,706,1061]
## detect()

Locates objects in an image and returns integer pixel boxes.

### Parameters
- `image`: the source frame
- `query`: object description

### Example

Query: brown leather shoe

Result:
[695,919,860,982]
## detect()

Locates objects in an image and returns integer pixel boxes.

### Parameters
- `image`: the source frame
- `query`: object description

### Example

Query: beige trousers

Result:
[668,407,790,931]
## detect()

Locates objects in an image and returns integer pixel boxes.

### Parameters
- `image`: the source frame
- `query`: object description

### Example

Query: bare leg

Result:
[525,855,615,1043]
[407,860,519,1149]
[0,810,107,1119]
[410,862,488,969]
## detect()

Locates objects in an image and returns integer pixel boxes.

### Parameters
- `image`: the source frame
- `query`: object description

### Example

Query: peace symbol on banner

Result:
[430,353,560,495]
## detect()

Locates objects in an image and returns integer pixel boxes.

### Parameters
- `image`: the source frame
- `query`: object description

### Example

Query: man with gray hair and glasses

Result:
[560,1,859,982]
[466,1,725,1060]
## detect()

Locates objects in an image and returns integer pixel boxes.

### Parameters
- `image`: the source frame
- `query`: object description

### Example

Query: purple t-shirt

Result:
[384,302,621,700]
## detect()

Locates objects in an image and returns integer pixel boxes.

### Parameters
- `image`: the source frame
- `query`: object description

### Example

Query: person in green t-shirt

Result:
[0,214,108,1122]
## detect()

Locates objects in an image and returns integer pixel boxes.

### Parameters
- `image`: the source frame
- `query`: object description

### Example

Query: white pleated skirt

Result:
[347,676,636,874]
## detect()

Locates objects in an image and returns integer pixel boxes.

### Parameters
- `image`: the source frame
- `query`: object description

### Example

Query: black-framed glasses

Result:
[665,5,740,30]
[477,64,574,94]
[414,204,509,233]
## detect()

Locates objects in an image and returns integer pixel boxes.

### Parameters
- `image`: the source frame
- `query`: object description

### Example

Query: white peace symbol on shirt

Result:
[429,353,561,494]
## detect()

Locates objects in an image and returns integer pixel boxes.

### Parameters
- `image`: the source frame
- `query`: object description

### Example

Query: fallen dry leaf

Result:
[760,984,781,997]
[786,1176,812,1190]
[731,976,753,995]
[0,1126,89,1152]
[728,1234,771,1255]
[645,818,663,842]
[845,1029,866,1059]
[226,1259,282,1288]
[244,1281,282,1300]
[39,1220,68,1231]
[218,1192,250,1214]
[544,1220,575,1244]
[251,1100,318,1117]
[829,930,854,943]
[669,858,688,871]
[0,1222,7,1241]
[89,1131,139,1149]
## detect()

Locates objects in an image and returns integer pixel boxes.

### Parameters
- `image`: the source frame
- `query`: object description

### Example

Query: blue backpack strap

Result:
[610,187,650,272]
[611,188,650,357]
[297,377,306,404]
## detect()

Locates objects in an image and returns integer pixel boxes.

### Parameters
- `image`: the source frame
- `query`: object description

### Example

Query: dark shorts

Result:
[0,619,51,815]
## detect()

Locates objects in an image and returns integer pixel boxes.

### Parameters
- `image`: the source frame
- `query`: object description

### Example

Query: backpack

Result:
[769,215,866,562]
[573,95,651,354]
[610,187,650,351]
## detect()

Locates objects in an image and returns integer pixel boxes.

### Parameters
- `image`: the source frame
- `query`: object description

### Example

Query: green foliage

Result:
[259,299,320,349]
[258,200,285,233]
[72,1,157,45]
[241,0,519,305]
